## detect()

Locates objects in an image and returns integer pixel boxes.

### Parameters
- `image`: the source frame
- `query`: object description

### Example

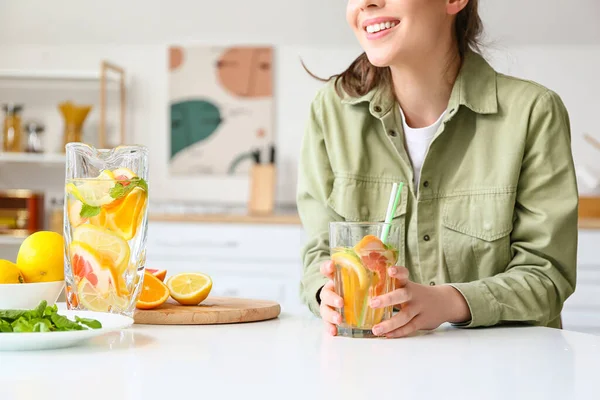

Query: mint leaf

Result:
[75,316,102,329]
[110,182,127,199]
[50,314,84,331]
[44,304,58,317]
[80,204,101,218]
[0,309,27,321]
[110,177,148,200]
[0,319,12,332]
[33,321,51,332]
[12,317,34,332]
[33,300,47,318]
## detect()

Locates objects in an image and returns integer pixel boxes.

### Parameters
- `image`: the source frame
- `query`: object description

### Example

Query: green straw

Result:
[380,182,404,244]
[358,181,404,330]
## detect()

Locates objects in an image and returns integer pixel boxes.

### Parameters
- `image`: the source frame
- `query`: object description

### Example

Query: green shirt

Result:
[296,51,578,329]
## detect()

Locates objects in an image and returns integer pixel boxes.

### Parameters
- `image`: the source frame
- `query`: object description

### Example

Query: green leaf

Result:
[0,309,28,321]
[80,204,101,218]
[33,300,47,318]
[50,314,84,331]
[32,320,51,332]
[0,319,13,332]
[12,317,34,332]
[75,316,102,330]
[109,177,148,200]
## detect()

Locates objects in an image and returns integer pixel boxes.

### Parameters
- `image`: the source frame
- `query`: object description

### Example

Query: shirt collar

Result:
[340,51,498,116]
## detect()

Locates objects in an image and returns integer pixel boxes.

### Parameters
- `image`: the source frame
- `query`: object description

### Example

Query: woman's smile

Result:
[363,17,400,40]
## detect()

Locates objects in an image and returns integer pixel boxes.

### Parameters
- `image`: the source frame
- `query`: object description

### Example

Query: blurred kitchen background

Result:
[1,0,600,333]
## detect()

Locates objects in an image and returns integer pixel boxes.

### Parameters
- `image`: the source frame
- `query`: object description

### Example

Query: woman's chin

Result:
[364,52,396,68]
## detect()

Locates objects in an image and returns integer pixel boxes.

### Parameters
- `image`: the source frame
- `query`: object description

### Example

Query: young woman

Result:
[297,0,578,338]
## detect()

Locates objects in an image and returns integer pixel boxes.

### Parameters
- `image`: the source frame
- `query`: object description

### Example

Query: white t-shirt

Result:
[399,106,446,188]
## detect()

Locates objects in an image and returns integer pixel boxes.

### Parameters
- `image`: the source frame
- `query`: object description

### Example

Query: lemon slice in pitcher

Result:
[66,169,116,207]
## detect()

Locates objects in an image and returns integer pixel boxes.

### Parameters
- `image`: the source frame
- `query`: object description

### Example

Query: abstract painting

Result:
[168,45,274,175]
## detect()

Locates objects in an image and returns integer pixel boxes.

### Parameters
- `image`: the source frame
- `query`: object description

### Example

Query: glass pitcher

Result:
[63,143,149,317]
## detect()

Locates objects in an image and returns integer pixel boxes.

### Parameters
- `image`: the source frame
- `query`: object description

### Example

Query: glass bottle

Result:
[2,104,24,152]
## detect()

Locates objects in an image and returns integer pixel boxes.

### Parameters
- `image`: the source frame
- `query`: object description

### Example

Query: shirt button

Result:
[429,281,436,286]
[374,105,382,113]
[423,181,429,188]
[388,130,398,137]
[423,235,430,241]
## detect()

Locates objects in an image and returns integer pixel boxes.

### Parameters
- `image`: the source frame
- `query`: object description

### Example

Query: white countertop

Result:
[1,310,599,400]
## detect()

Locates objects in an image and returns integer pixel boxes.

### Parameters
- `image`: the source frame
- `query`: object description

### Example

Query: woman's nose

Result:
[358,0,385,10]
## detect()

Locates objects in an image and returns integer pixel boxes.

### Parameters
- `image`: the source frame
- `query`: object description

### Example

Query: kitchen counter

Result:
[1,310,599,400]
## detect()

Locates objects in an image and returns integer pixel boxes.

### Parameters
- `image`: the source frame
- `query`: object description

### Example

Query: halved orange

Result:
[166,273,212,306]
[103,187,148,240]
[136,272,170,310]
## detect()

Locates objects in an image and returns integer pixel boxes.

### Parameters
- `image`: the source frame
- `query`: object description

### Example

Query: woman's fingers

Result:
[370,284,412,309]
[384,314,423,338]
[320,281,343,309]
[320,260,336,279]
[372,303,418,336]
[388,266,410,287]
[320,301,342,326]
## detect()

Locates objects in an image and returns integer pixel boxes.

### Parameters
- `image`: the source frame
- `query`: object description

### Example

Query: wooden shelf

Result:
[0,69,120,82]
[0,152,65,165]
[149,213,302,225]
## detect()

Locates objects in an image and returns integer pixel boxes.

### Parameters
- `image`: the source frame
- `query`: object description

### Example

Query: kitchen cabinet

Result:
[145,221,306,313]
[146,221,600,335]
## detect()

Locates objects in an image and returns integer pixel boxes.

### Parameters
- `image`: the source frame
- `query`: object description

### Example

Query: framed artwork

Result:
[168,45,274,176]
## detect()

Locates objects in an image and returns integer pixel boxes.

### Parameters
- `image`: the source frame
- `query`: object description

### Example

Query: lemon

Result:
[331,250,369,289]
[17,231,65,283]
[72,224,130,272]
[0,260,24,284]
[166,273,212,306]
[66,170,116,207]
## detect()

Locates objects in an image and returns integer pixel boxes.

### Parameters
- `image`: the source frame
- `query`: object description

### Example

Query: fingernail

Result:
[336,299,343,308]
[371,298,381,308]
[372,326,381,335]
[336,315,342,324]
[389,267,397,276]
[330,327,337,336]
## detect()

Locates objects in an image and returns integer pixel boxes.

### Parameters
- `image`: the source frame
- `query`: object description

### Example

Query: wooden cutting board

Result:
[133,296,281,325]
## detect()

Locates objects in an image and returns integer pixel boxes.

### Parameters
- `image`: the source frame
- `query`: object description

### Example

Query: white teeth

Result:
[366,21,397,34]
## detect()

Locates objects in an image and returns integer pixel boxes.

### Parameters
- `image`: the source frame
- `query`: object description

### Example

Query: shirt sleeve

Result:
[449,90,579,328]
[296,90,344,317]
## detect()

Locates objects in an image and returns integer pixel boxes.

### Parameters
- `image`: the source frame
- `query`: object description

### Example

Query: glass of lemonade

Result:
[63,143,149,317]
[330,222,400,338]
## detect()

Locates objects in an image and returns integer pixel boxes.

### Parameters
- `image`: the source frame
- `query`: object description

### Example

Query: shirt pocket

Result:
[326,175,408,266]
[441,192,515,283]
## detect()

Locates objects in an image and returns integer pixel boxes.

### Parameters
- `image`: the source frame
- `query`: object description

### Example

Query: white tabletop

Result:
[1,310,599,400]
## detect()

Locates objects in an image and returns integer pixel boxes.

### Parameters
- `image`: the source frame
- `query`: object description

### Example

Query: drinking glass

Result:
[330,222,400,338]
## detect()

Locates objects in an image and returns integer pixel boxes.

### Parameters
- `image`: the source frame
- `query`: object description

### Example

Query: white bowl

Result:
[0,281,65,310]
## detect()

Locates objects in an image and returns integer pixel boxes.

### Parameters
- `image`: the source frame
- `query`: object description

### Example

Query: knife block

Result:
[248,164,276,215]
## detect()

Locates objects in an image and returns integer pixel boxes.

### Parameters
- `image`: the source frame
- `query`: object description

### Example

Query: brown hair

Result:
[304,0,483,98]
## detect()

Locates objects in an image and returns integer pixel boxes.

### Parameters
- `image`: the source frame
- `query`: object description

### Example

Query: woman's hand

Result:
[370,267,471,338]
[319,261,343,336]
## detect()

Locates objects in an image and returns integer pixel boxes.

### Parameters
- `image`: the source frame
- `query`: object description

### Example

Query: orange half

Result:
[136,272,170,310]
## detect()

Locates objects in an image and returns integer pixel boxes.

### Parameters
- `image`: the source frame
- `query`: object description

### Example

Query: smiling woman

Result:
[297,0,579,339]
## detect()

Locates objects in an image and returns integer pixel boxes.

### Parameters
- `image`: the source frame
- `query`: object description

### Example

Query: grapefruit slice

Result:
[70,241,117,295]
[112,167,137,183]
[72,224,130,273]
[146,268,167,282]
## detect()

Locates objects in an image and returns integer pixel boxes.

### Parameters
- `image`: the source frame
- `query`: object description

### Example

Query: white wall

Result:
[1,0,600,207]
